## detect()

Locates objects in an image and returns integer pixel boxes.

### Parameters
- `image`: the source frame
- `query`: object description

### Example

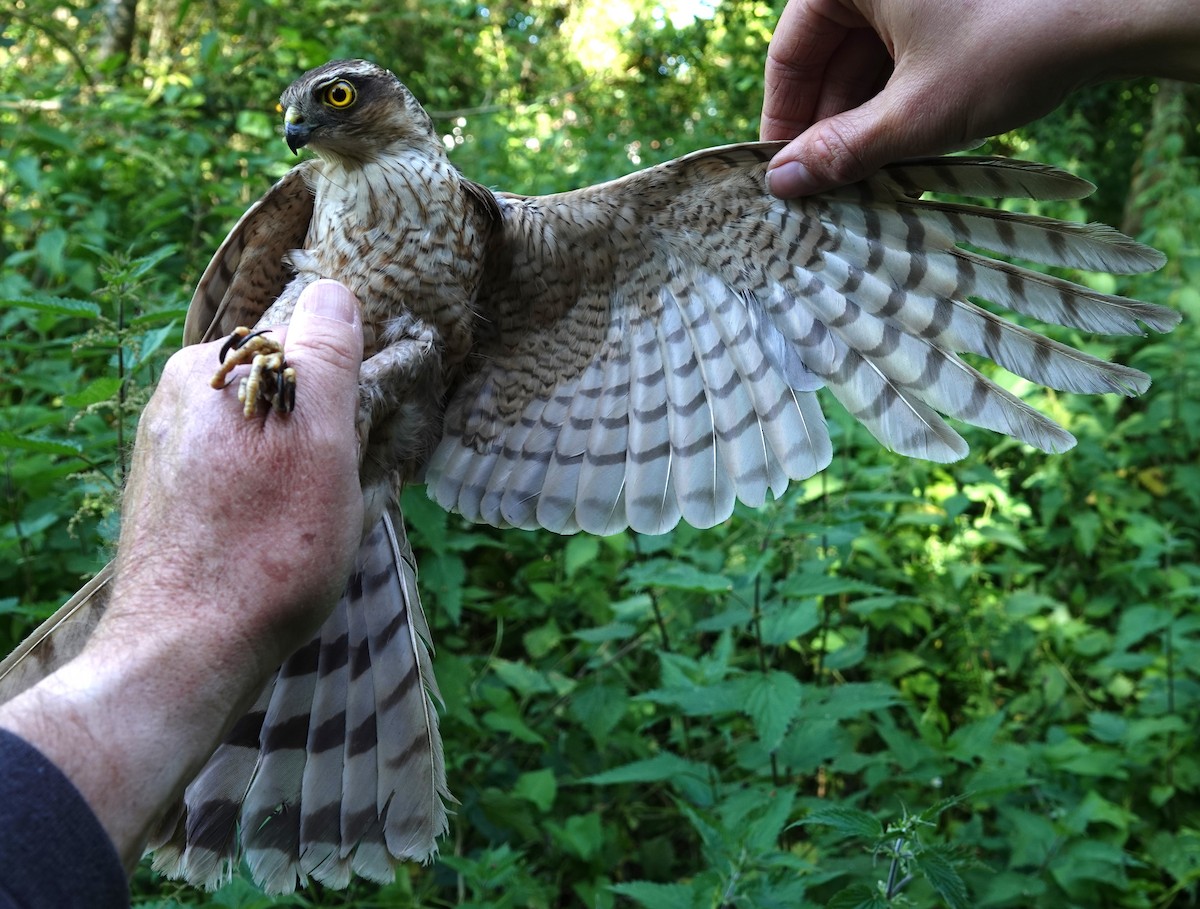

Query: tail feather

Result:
[148,505,447,894]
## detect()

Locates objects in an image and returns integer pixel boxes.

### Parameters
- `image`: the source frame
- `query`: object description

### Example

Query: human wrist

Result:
[0,607,266,871]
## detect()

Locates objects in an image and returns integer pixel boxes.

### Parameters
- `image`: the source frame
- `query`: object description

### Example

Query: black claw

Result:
[218,329,271,363]
[280,378,296,413]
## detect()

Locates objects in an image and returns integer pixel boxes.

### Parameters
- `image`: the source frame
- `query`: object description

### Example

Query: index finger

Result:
[761,0,868,139]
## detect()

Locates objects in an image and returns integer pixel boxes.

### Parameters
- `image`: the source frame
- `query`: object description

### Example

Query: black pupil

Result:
[331,85,348,104]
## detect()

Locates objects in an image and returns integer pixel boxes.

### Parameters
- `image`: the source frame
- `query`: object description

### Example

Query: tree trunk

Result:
[99,0,139,77]
[1122,79,1191,238]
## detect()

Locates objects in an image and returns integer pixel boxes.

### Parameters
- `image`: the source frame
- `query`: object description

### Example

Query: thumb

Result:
[766,80,937,197]
[284,279,364,415]
[287,279,364,369]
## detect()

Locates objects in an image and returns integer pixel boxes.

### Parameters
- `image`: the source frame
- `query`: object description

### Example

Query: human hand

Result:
[761,0,1200,197]
[108,278,366,678]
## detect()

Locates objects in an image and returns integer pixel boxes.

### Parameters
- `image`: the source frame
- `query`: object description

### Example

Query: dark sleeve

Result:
[0,729,129,909]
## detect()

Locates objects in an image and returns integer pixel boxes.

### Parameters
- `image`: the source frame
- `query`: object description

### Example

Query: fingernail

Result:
[298,279,358,324]
[767,161,819,198]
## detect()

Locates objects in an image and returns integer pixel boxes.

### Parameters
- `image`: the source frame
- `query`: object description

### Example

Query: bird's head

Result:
[278,59,439,163]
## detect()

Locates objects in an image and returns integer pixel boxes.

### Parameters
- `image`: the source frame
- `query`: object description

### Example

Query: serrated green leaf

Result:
[565,534,600,578]
[780,571,886,599]
[130,306,189,327]
[2,296,101,318]
[744,787,796,853]
[826,883,889,909]
[130,321,177,368]
[584,752,706,786]
[0,431,85,458]
[513,768,557,811]
[490,658,554,695]
[916,845,971,909]
[760,597,820,644]
[817,682,900,719]
[609,880,698,909]
[624,559,731,593]
[548,812,603,860]
[947,710,1005,761]
[638,678,743,717]
[740,670,803,750]
[62,376,123,409]
[573,621,638,643]
[796,805,883,840]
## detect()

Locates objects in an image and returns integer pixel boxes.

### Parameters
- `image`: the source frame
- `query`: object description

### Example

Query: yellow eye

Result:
[323,80,356,109]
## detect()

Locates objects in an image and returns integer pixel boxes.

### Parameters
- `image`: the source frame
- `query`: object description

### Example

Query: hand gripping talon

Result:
[210,326,297,417]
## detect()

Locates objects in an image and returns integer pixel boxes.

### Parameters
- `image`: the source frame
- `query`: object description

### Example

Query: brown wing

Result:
[426,143,1175,537]
[183,161,317,345]
[0,564,113,696]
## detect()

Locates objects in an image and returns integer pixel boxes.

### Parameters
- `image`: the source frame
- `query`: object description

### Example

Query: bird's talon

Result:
[211,327,296,417]
[219,327,272,363]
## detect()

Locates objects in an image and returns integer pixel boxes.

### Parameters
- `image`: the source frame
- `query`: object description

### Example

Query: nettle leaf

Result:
[638,679,744,717]
[759,597,821,644]
[128,322,177,370]
[826,883,889,909]
[915,845,971,909]
[609,880,699,909]
[1,296,101,318]
[947,710,1006,762]
[62,376,123,409]
[513,768,557,811]
[739,671,804,750]
[743,787,796,854]
[564,534,600,578]
[795,805,883,840]
[0,431,85,458]
[1113,604,1173,650]
[584,751,708,786]
[817,682,900,719]
[624,559,732,593]
[780,571,886,599]
[547,812,603,861]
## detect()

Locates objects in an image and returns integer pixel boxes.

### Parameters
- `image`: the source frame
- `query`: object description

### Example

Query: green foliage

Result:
[4,3,1200,908]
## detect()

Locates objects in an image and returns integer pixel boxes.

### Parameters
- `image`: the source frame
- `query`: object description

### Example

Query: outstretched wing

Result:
[184,161,316,344]
[427,144,1175,537]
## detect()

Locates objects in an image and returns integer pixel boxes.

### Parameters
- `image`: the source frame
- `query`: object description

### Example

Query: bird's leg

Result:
[356,314,445,492]
[211,327,297,418]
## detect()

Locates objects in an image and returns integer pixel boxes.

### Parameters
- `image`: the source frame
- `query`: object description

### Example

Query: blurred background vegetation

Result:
[3,1,1200,907]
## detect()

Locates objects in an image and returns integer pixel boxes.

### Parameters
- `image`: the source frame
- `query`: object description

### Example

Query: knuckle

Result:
[808,119,871,185]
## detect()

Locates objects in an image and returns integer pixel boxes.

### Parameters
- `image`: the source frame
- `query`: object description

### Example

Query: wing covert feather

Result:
[184,162,316,346]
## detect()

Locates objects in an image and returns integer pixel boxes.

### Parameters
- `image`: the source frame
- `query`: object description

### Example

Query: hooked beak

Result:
[283,105,311,154]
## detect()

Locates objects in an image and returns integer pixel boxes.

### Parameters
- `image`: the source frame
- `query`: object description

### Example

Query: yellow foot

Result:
[210,327,297,417]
